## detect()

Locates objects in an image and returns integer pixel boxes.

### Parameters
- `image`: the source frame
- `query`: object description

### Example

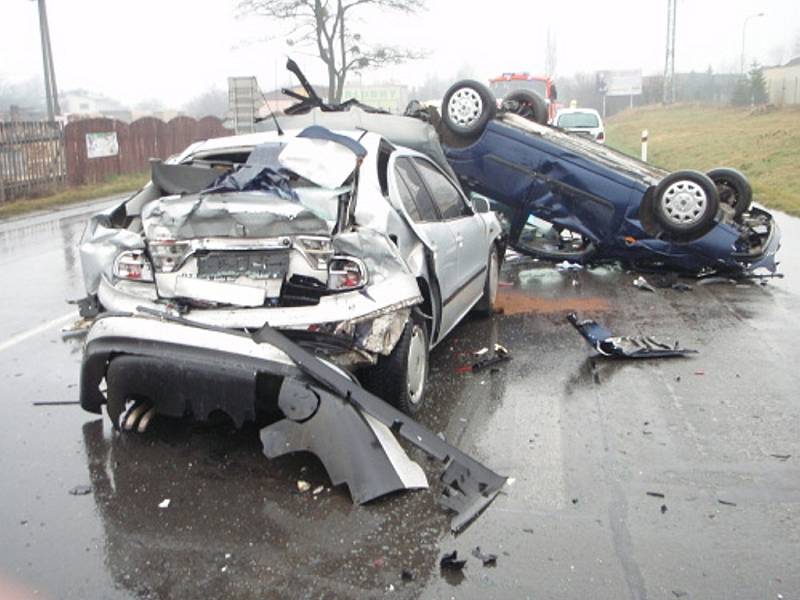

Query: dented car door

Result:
[412,157,487,327]
[390,155,461,337]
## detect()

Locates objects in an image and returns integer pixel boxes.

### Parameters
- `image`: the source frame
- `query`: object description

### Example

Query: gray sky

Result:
[2,0,798,108]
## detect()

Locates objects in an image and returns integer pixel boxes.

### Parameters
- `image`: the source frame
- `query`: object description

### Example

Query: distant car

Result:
[554,108,605,143]
[438,80,780,276]
[79,119,504,427]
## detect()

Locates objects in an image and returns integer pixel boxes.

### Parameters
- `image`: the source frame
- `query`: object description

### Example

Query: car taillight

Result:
[296,236,333,269]
[327,257,367,291]
[113,250,154,282]
[597,131,605,142]
[147,240,192,272]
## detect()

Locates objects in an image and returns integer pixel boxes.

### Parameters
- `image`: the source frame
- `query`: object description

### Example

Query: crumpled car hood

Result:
[141,191,331,240]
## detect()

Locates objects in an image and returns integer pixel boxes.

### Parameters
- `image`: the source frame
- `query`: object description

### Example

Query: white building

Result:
[764,57,800,106]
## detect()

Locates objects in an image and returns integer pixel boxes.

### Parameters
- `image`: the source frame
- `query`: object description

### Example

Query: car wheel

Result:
[652,170,720,241]
[502,89,548,125]
[441,80,497,139]
[474,245,500,316]
[707,167,752,220]
[360,312,429,415]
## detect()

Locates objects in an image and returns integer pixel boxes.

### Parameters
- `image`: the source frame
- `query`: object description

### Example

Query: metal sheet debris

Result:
[567,313,697,359]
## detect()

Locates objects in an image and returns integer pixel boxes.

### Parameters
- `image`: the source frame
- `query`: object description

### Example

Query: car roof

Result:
[179,129,384,161]
[556,108,602,117]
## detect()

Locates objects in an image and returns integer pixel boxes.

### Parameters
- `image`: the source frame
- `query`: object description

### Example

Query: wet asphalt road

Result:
[1,199,799,600]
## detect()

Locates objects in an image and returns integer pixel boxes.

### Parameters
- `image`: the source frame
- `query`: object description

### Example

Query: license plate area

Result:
[196,251,290,281]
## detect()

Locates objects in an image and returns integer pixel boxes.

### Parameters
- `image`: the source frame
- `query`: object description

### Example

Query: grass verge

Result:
[605,104,800,217]
[0,172,148,220]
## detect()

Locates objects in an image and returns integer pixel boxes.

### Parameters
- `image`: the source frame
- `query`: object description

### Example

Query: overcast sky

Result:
[2,0,798,108]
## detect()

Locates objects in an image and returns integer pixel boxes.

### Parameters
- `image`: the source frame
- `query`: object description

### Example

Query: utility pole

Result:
[34,0,60,120]
[662,0,677,104]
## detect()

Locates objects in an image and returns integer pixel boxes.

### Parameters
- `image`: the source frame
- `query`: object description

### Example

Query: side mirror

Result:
[470,193,491,214]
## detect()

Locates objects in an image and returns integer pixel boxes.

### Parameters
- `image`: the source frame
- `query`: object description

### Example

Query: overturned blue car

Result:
[437,79,780,276]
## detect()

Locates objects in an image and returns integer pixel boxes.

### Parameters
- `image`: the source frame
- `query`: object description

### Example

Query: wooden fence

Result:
[63,115,231,187]
[0,116,231,202]
[0,121,65,202]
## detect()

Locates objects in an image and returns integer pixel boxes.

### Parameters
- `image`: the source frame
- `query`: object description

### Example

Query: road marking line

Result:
[0,311,79,353]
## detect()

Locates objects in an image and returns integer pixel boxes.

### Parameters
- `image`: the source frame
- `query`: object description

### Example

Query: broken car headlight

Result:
[113,250,154,282]
[147,240,192,273]
[296,236,333,270]
[327,256,368,291]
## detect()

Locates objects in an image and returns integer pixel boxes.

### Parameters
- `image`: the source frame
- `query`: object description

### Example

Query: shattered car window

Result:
[414,158,468,220]
[395,157,439,222]
[191,142,349,226]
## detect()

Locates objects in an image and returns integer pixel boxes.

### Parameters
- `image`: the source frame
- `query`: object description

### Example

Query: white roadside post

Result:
[641,129,649,162]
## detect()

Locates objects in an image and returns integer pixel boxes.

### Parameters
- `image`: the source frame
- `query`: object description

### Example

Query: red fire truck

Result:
[489,73,558,122]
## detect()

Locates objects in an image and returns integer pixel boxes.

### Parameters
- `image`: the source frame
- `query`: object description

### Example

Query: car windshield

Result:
[490,79,547,99]
[558,112,600,128]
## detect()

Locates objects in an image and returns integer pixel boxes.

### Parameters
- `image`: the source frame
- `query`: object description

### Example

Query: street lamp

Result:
[741,12,765,74]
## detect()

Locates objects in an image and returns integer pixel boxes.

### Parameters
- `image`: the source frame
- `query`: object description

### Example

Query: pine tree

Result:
[749,63,768,104]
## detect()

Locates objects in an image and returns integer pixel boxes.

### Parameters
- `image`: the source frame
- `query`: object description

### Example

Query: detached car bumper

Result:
[97,274,423,330]
[80,314,299,424]
[80,313,507,533]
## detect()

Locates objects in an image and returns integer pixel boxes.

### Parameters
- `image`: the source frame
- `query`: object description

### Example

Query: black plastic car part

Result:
[252,322,508,533]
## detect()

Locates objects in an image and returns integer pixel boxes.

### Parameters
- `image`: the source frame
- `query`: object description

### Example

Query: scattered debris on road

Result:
[401,568,415,582]
[68,485,92,496]
[718,499,737,507]
[460,343,512,373]
[440,551,467,571]
[770,454,791,461]
[661,504,668,514]
[472,546,498,566]
[32,400,80,407]
[556,260,583,272]
[633,276,656,292]
[296,480,311,493]
[567,313,697,359]
[646,491,665,498]
[697,276,737,286]
[158,498,171,508]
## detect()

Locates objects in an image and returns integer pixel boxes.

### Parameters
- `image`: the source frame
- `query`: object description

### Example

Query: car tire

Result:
[473,245,500,316]
[441,80,497,139]
[707,167,752,220]
[652,170,720,241]
[360,311,429,415]
[502,89,548,125]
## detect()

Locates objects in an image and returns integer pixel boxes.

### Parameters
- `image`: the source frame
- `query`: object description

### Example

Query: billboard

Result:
[597,70,643,96]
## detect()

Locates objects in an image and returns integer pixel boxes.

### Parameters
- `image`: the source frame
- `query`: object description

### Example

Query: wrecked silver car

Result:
[77,119,507,531]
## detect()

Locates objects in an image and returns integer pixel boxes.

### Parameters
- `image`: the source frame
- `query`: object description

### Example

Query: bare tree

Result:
[544,28,557,78]
[238,0,427,103]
